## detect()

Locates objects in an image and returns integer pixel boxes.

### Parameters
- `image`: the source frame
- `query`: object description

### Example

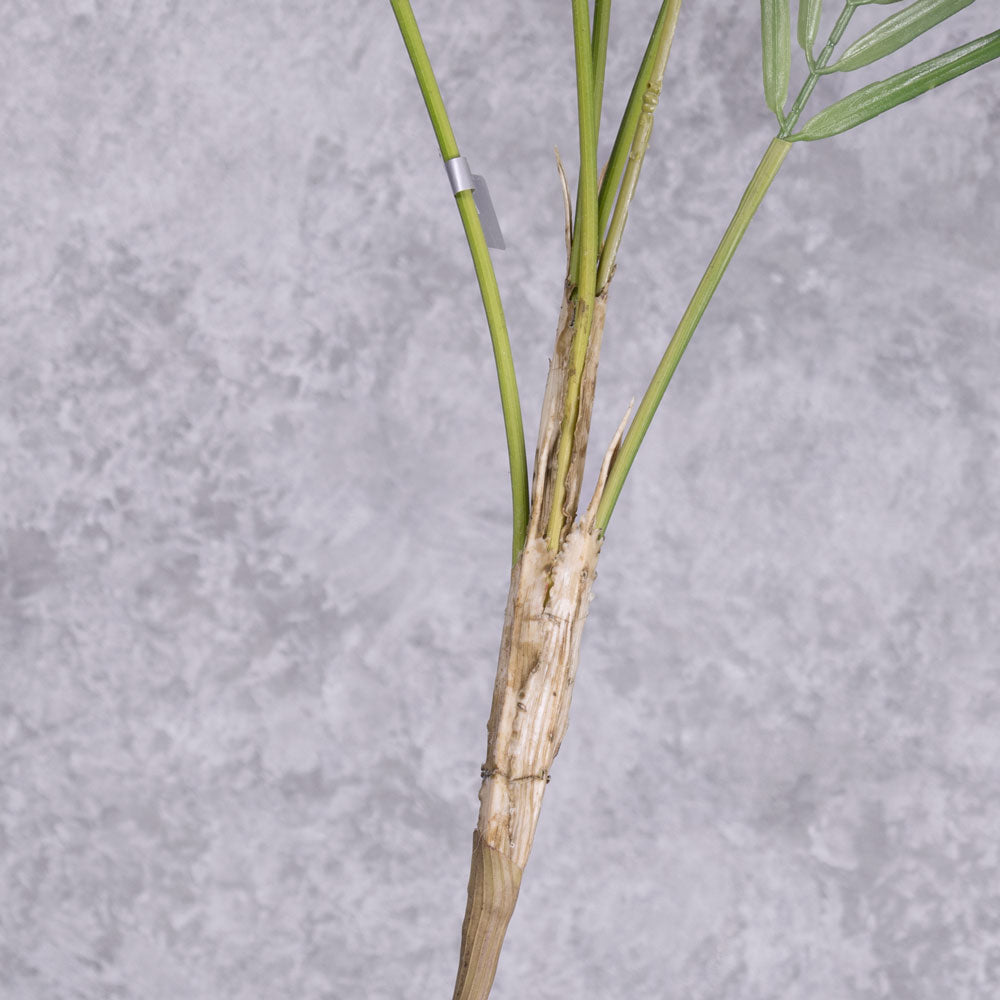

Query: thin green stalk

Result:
[594,137,792,533]
[592,0,613,143]
[595,0,862,533]
[546,0,600,549]
[597,1,673,250]
[389,0,459,158]
[390,0,529,560]
[576,0,610,285]
[596,0,682,290]
[569,0,611,286]
[780,1,859,137]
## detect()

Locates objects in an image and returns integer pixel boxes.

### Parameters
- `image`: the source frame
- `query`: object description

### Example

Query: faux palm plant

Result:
[389,2,999,997]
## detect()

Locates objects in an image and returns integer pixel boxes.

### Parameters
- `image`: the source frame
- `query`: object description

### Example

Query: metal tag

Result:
[444,156,505,251]
[470,173,505,251]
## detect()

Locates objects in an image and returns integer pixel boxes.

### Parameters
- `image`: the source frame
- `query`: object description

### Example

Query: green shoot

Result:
[389,0,529,560]
[594,137,792,533]
[599,0,1000,531]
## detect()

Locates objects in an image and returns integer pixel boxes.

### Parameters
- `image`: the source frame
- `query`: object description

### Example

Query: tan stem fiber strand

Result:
[531,283,576,539]
[563,289,609,525]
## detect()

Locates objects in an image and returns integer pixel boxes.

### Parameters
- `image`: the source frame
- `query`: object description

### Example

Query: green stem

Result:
[592,0,613,143]
[596,0,682,291]
[390,0,529,561]
[569,0,610,286]
[597,1,673,250]
[546,0,600,549]
[594,137,792,534]
[594,1,861,533]
[389,0,459,158]
[779,1,859,138]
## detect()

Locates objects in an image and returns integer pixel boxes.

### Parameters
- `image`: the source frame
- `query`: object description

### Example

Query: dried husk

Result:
[452,520,601,1000]
[451,291,629,997]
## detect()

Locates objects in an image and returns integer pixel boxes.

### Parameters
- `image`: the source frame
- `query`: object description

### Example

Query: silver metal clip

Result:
[444,156,505,251]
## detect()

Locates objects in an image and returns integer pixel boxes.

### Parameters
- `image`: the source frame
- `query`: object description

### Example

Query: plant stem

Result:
[594,137,792,534]
[390,0,530,560]
[596,0,682,291]
[597,1,673,249]
[568,0,610,288]
[546,0,600,550]
[594,1,862,533]
[592,0,613,143]
[780,0,859,138]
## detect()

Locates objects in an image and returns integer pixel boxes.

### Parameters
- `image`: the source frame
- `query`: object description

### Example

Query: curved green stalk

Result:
[545,0,600,549]
[390,0,529,560]
[594,137,792,534]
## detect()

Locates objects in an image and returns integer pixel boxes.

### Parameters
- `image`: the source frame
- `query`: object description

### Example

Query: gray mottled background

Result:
[2,2,999,998]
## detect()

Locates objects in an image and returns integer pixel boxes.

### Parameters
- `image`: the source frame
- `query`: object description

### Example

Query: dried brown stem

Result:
[452,416,624,998]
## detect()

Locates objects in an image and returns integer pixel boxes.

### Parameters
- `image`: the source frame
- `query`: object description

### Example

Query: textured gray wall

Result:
[2,2,999,998]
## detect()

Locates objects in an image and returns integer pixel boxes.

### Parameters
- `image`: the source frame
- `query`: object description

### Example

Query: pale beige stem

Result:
[452,417,623,999]
[452,523,600,1000]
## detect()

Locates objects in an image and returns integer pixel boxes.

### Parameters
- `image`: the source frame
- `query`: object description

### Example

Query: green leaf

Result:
[761,0,792,118]
[792,28,1000,140]
[829,0,977,73]
[797,0,823,59]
